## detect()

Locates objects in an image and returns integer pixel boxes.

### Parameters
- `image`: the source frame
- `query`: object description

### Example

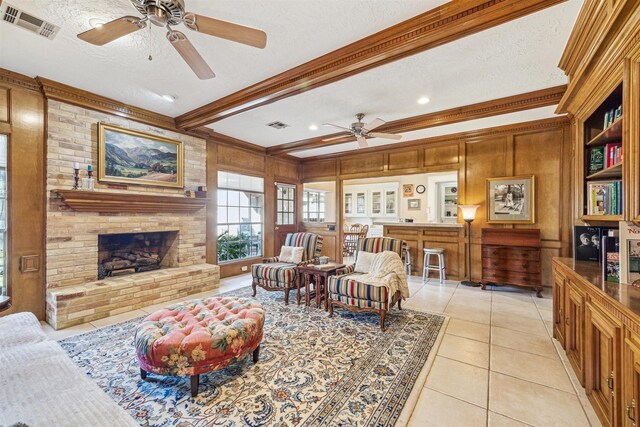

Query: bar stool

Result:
[423,248,446,284]
[404,246,412,276]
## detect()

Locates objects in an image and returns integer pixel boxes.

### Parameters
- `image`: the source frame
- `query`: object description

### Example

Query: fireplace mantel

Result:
[53,190,207,213]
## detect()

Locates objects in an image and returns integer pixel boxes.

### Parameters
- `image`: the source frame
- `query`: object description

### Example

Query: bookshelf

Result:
[582,84,623,221]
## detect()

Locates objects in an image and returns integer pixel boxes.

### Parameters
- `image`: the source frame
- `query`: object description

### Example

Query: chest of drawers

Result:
[481,228,542,297]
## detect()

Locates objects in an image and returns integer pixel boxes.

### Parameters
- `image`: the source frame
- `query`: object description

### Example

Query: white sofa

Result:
[0,312,138,427]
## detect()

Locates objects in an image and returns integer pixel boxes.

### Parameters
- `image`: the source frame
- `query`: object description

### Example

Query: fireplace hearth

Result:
[98,231,178,278]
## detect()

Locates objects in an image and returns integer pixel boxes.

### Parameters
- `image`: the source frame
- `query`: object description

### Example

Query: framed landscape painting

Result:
[98,123,183,188]
[486,175,535,224]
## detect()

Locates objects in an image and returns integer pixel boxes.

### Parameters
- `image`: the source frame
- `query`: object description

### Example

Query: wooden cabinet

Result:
[480,229,542,297]
[623,331,640,427]
[585,301,622,427]
[553,270,566,347]
[565,279,586,385]
[553,257,640,427]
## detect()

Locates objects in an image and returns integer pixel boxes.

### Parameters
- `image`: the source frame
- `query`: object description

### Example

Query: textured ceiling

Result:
[209,0,581,151]
[293,105,561,158]
[0,0,442,116]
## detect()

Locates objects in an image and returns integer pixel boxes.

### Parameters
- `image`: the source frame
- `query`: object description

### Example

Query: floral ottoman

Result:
[134,296,265,397]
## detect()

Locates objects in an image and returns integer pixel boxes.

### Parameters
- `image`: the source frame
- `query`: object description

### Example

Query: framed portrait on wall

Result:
[98,123,184,188]
[402,184,414,197]
[486,175,535,224]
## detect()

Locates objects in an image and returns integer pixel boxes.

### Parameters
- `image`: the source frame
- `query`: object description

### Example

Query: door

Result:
[585,301,622,427]
[275,183,297,254]
[344,191,354,217]
[553,270,566,347]
[566,279,586,385]
[355,191,367,215]
[623,330,640,427]
[371,190,382,216]
[385,189,397,216]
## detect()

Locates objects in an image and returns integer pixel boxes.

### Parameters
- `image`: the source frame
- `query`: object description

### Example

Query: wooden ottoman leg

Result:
[253,345,261,363]
[140,368,147,380]
[190,375,200,397]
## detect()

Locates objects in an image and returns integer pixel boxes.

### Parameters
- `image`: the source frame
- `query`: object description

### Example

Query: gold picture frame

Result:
[486,175,535,224]
[98,123,184,188]
[402,184,414,197]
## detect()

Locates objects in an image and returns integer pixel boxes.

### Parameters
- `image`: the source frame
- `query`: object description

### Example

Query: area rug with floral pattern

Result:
[59,286,446,427]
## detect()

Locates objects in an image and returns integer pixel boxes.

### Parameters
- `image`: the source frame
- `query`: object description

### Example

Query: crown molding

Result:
[175,0,566,130]
[267,85,566,156]
[36,77,177,130]
[0,68,41,92]
[297,115,569,162]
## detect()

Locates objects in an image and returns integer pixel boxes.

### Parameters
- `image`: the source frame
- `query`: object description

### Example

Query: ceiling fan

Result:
[322,113,402,148]
[76,0,267,80]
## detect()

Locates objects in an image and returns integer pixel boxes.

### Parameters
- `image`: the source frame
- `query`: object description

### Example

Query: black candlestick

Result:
[73,168,80,190]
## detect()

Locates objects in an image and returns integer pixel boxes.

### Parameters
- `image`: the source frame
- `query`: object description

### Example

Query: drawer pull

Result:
[627,399,636,426]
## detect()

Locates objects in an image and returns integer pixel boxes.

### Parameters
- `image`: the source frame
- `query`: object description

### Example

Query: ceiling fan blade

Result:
[77,16,145,45]
[167,31,215,80]
[363,118,385,131]
[357,136,368,149]
[183,13,267,48]
[323,123,352,132]
[322,134,352,142]
[368,132,402,140]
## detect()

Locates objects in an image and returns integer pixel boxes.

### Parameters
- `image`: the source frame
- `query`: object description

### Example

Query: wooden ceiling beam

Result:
[267,85,566,156]
[175,0,566,130]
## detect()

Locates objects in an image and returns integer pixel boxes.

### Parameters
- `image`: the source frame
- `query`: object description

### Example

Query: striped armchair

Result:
[251,232,323,305]
[328,237,404,331]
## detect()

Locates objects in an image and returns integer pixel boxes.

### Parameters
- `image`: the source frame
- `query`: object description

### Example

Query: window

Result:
[303,190,325,223]
[0,135,6,297]
[276,184,296,225]
[217,171,264,263]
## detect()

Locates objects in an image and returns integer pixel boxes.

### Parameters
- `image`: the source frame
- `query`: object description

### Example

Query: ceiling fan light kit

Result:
[323,113,402,149]
[77,0,267,80]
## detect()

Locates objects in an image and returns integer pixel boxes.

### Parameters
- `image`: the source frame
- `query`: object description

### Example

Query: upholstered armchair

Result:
[328,237,404,331]
[251,232,323,304]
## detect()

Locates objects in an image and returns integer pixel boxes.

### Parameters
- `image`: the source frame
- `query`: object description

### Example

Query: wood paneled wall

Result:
[300,118,572,285]
[0,73,46,318]
[207,142,299,278]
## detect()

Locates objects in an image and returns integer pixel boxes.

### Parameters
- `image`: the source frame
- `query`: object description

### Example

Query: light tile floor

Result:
[41,273,601,427]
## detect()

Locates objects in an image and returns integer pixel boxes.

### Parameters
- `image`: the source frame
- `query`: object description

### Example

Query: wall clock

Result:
[416,185,425,194]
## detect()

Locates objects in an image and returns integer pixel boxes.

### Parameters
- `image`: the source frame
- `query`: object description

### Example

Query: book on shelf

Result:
[603,105,622,129]
[602,233,620,283]
[605,142,622,167]
[620,222,640,285]
[589,147,605,174]
[587,180,622,215]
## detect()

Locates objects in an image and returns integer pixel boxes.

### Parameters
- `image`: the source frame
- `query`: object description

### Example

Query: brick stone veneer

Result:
[47,265,220,330]
[45,101,219,329]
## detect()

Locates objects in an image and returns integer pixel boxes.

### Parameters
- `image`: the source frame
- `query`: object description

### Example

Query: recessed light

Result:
[309,124,318,131]
[418,96,430,105]
[89,18,106,29]
[161,94,176,103]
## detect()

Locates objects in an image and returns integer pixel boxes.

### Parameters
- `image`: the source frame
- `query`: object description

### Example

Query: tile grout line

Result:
[486,286,492,427]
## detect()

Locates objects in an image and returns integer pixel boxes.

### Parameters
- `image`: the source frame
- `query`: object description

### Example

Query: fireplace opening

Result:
[98,231,178,279]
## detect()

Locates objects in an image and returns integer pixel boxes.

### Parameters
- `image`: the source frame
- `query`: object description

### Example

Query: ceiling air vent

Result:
[0,3,60,40]
[266,121,290,130]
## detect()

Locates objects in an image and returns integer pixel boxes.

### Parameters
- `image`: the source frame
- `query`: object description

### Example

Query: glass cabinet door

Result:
[356,192,366,215]
[344,192,353,215]
[371,191,382,215]
[385,190,397,215]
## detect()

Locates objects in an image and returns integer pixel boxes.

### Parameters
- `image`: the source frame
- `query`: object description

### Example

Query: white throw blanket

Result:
[356,251,409,303]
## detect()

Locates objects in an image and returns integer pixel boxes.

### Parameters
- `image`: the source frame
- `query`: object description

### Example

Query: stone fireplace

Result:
[45,100,220,330]
[98,231,178,277]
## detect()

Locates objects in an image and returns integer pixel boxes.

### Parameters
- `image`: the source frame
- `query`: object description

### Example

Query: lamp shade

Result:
[458,204,480,221]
